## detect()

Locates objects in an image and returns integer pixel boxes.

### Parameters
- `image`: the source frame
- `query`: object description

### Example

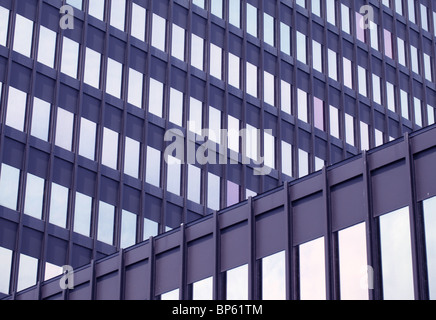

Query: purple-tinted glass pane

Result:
[227,181,239,207]
[356,12,365,43]
[314,97,324,131]
[384,29,393,59]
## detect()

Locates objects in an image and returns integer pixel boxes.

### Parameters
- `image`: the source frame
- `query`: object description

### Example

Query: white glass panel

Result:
[264,13,274,46]
[17,254,38,292]
[161,289,179,300]
[208,106,221,144]
[145,146,161,187]
[423,197,436,299]
[0,247,12,294]
[345,113,355,146]
[84,48,101,89]
[262,251,286,300]
[120,210,137,249]
[97,201,115,245]
[24,173,45,220]
[37,26,56,68]
[328,49,338,81]
[280,80,291,115]
[127,68,143,108]
[131,3,146,41]
[343,57,353,89]
[299,237,326,300]
[207,172,220,211]
[78,118,96,160]
[264,132,275,169]
[280,23,290,56]
[88,0,104,20]
[187,164,201,204]
[189,97,202,135]
[246,4,257,37]
[49,183,69,228]
[152,14,166,51]
[296,32,307,64]
[191,34,204,71]
[264,71,275,106]
[210,43,222,80]
[61,37,79,79]
[102,127,119,170]
[281,141,293,177]
[193,277,213,300]
[330,105,339,139]
[211,0,223,18]
[124,137,140,178]
[312,40,322,72]
[297,89,308,123]
[106,58,123,98]
[246,62,258,98]
[6,86,27,132]
[55,108,74,151]
[229,0,240,28]
[169,88,183,127]
[226,265,248,300]
[228,53,240,89]
[44,262,63,281]
[13,14,33,57]
[171,24,185,61]
[166,156,181,196]
[143,217,158,240]
[0,164,20,211]
[298,149,309,178]
[110,0,126,31]
[0,7,9,47]
[148,78,164,118]
[73,192,92,237]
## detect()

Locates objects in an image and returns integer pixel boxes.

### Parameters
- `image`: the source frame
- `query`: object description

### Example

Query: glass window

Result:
[55,108,74,152]
[189,97,203,136]
[106,58,123,98]
[169,88,183,127]
[0,164,20,211]
[84,48,101,89]
[372,74,381,105]
[379,207,414,300]
[102,127,119,170]
[97,201,115,245]
[145,146,161,187]
[296,32,307,64]
[245,124,258,161]
[229,0,240,28]
[375,129,384,147]
[424,53,433,82]
[384,29,393,59]
[210,43,222,80]
[299,237,326,300]
[110,0,125,31]
[312,0,321,16]
[408,0,416,23]
[264,71,275,106]
[328,49,338,81]
[124,137,140,178]
[360,121,369,152]
[121,210,137,249]
[228,115,240,153]
[314,97,324,131]
[0,247,12,294]
[0,6,9,47]
[356,12,365,43]
[298,149,309,178]
[161,289,179,300]
[226,264,248,300]
[66,0,82,9]
[410,46,419,74]
[131,3,146,41]
[60,37,79,79]
[264,132,275,169]
[343,57,353,89]
[281,140,293,178]
[49,183,69,228]
[280,80,291,115]
[428,105,435,125]
[358,66,367,97]
[400,89,409,120]
[24,173,45,220]
[296,0,305,8]
[341,4,350,34]
[414,97,422,127]
[395,0,403,15]
[187,164,201,204]
[338,223,369,300]
[208,106,221,144]
[345,113,355,146]
[386,82,396,112]
[166,156,181,196]
[264,13,274,47]
[191,34,204,71]
[397,38,406,66]
[148,78,164,118]
[330,105,340,139]
[211,0,223,19]
[73,192,92,237]
[17,254,38,292]
[423,197,436,299]
[171,24,185,61]
[312,40,322,73]
[152,14,166,51]
[370,21,379,50]
[44,262,63,281]
[280,22,291,56]
[127,68,143,108]
[246,62,258,98]
[262,251,286,300]
[297,89,308,123]
[78,118,96,160]
[193,277,213,300]
[247,4,258,37]
[228,53,240,89]
[326,0,336,25]
[192,0,204,9]
[227,180,239,207]
[315,157,325,171]
[37,26,56,68]
[88,0,105,21]
[207,172,220,211]
[143,217,158,240]
[6,86,27,132]
[13,14,33,57]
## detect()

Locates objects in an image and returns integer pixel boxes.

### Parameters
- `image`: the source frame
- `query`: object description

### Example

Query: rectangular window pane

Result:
[193,277,213,300]
[61,37,79,79]
[0,164,20,211]
[17,254,38,292]
[55,108,74,151]
[226,265,248,300]
[298,149,309,178]
[207,172,220,211]
[343,57,353,89]
[121,210,137,249]
[0,7,9,47]
[423,197,436,299]
[24,173,45,220]
[169,88,183,127]
[262,251,286,300]
[6,86,27,132]
[37,26,56,68]
[263,71,275,106]
[358,66,367,97]
[131,3,146,41]
[264,13,274,47]
[78,118,96,160]
[211,0,223,18]
[106,58,123,98]
[330,105,339,139]
[280,23,290,56]
[299,237,326,300]
[296,32,307,64]
[210,43,222,80]
[281,141,293,178]
[229,0,240,28]
[280,80,291,115]
[379,207,414,300]
[187,164,201,204]
[0,247,12,294]
[110,0,125,31]
[73,192,92,237]
[84,48,101,89]
[228,53,240,89]
[247,4,257,37]
[400,89,409,120]
[143,217,158,240]
[171,24,185,61]
[297,89,308,123]
[189,97,203,135]
[148,78,164,118]
[97,201,115,245]
[227,180,239,207]
[338,223,369,300]
[191,34,204,70]
[326,0,336,25]
[127,68,143,108]
[166,156,181,196]
[264,131,275,169]
[314,97,324,131]
[345,113,355,146]
[13,14,33,57]
[124,137,140,178]
[49,183,69,228]
[208,106,221,144]
[341,4,350,34]
[328,49,338,81]
[152,14,166,51]
[145,146,161,187]
[88,0,104,20]
[312,40,322,72]
[246,62,258,98]
[102,127,119,170]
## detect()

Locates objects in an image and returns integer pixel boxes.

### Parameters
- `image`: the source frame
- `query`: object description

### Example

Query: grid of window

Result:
[0,0,435,298]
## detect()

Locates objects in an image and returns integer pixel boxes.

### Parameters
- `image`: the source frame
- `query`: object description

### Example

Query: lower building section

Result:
[4,124,436,300]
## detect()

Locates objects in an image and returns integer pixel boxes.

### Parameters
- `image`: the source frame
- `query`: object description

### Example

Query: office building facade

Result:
[0,0,435,299]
